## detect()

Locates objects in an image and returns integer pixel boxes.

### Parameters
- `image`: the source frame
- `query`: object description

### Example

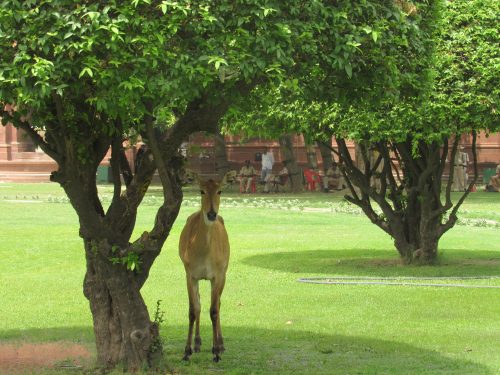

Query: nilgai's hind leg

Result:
[183,277,201,360]
[210,277,226,362]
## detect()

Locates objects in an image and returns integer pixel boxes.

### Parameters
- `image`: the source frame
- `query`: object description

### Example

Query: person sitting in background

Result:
[269,162,289,192]
[485,164,500,192]
[239,160,256,193]
[322,162,345,192]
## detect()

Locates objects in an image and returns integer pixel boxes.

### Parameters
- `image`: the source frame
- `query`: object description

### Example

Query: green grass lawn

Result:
[0,183,499,374]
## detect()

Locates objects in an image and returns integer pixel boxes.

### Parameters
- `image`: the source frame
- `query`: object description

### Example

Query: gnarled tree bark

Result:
[321,132,477,264]
[6,81,256,370]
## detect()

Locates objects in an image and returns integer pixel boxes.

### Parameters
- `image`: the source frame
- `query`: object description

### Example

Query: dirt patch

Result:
[460,258,500,267]
[367,258,404,267]
[0,342,92,374]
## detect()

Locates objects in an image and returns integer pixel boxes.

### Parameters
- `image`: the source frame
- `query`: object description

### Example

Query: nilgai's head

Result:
[199,178,224,225]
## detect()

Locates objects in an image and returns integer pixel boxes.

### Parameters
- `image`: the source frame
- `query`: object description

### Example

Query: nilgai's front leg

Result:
[194,286,202,353]
[210,277,226,362]
[183,277,200,360]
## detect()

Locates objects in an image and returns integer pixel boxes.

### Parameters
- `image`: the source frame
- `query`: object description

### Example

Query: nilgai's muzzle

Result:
[207,209,217,221]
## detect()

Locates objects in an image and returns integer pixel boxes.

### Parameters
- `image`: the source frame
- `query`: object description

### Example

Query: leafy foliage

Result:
[329,0,499,143]
[433,0,499,133]
[0,0,316,135]
[222,1,441,141]
[1,0,449,367]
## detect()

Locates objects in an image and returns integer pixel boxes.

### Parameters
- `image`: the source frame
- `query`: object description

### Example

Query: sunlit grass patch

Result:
[0,184,499,374]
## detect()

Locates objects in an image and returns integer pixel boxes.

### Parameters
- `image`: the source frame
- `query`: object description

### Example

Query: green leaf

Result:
[362,26,372,34]
[78,67,93,78]
[344,63,352,78]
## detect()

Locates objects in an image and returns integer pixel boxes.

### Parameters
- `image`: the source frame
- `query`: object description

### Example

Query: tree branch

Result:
[119,146,133,186]
[389,143,404,186]
[51,91,65,130]
[16,121,61,162]
[110,136,123,206]
[444,136,460,209]
[344,194,391,235]
[438,131,478,237]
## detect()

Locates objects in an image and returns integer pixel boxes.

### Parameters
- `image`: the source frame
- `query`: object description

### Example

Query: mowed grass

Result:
[0,183,499,375]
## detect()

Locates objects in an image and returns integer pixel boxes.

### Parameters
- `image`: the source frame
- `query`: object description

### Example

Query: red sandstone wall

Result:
[0,123,499,182]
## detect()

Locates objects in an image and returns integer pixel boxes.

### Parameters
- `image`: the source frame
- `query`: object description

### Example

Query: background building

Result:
[1,123,499,183]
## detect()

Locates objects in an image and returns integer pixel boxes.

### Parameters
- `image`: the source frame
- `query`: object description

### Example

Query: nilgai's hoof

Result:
[182,347,192,361]
[213,354,221,363]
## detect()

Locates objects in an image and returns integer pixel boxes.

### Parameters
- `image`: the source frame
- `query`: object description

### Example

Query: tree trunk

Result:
[213,130,230,178]
[9,78,257,372]
[318,141,333,171]
[278,134,303,193]
[333,135,477,265]
[83,240,158,370]
[391,213,440,264]
[305,142,318,169]
[413,191,441,263]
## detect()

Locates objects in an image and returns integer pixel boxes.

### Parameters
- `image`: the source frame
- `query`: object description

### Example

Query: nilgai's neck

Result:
[194,211,216,251]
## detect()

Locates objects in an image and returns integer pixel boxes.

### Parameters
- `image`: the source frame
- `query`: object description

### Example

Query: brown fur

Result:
[179,178,230,362]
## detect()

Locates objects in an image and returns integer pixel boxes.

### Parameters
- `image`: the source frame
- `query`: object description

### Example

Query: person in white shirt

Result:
[452,146,466,191]
[261,147,275,192]
[452,146,469,191]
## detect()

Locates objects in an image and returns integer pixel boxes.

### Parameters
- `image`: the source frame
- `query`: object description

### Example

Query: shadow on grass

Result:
[242,249,500,277]
[0,326,94,343]
[0,325,493,375]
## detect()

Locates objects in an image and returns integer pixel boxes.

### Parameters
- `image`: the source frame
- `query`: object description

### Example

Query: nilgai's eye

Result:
[217,191,222,195]
[200,190,205,195]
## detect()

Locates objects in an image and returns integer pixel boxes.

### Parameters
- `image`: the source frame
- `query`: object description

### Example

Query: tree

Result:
[225,1,484,264]
[223,0,439,160]
[250,0,498,264]
[0,0,327,369]
[323,0,499,263]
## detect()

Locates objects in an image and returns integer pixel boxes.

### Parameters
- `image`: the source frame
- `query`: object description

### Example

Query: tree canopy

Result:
[223,0,440,138]
[432,0,499,133]
[0,0,463,369]
[222,0,499,263]
[1,0,339,369]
